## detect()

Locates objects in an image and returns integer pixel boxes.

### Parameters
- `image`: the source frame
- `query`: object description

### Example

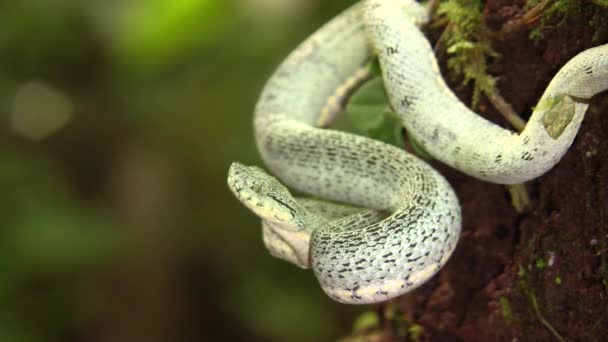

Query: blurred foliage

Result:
[108,0,229,72]
[0,0,365,341]
[0,148,125,342]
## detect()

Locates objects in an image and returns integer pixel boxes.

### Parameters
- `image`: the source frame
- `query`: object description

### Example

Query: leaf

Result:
[407,134,434,160]
[368,57,383,77]
[345,77,404,148]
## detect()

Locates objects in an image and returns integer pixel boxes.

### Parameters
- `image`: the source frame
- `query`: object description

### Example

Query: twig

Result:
[483,89,527,132]
[529,291,566,342]
[498,0,555,38]
[433,24,450,55]
[507,183,532,213]
[487,91,531,213]
[426,0,440,19]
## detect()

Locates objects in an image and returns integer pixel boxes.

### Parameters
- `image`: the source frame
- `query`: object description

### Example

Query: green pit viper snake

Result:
[227,0,608,304]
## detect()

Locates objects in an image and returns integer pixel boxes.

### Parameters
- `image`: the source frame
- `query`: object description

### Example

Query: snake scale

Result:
[227,0,608,304]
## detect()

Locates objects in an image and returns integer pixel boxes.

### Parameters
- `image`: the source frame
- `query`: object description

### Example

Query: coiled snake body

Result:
[228,0,608,304]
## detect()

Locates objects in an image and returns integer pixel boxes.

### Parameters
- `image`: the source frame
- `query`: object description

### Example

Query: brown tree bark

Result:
[367,1,608,340]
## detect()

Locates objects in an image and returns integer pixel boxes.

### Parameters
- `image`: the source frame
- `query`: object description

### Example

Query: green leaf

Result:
[345,77,404,148]
[407,134,434,160]
[499,296,515,321]
[368,57,383,77]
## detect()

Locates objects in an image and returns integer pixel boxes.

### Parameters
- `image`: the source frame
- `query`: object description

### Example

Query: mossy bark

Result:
[349,1,608,340]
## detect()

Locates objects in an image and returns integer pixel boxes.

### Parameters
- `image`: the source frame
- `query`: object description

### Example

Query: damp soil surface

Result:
[370,1,608,341]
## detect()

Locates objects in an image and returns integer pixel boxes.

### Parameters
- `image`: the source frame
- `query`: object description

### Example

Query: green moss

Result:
[382,305,424,340]
[516,268,564,341]
[554,276,562,285]
[527,0,608,42]
[518,265,527,277]
[589,10,608,41]
[341,311,382,342]
[529,291,565,342]
[408,324,424,341]
[435,0,499,109]
[499,297,516,322]
[535,258,547,269]
[528,26,544,42]
[515,251,566,341]
[352,311,379,333]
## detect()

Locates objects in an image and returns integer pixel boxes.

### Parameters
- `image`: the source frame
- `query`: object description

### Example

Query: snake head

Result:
[228,162,313,268]
[227,162,306,231]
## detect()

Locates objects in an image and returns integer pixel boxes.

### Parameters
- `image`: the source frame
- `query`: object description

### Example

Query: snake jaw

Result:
[263,221,312,269]
[228,162,314,268]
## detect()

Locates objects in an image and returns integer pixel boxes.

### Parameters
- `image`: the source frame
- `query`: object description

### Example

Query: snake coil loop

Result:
[228,0,608,304]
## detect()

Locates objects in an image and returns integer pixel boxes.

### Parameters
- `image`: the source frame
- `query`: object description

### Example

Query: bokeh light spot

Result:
[10,80,72,141]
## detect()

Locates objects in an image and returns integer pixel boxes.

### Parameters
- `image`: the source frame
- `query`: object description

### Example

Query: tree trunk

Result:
[366,1,608,340]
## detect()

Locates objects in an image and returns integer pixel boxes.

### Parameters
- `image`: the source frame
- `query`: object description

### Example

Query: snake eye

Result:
[228,163,271,194]
[245,175,278,200]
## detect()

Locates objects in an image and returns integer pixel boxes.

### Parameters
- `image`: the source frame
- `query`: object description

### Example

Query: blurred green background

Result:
[0,0,365,341]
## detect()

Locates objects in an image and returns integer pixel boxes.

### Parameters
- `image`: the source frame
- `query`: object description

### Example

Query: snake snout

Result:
[228,162,246,179]
[227,162,257,197]
[228,162,273,195]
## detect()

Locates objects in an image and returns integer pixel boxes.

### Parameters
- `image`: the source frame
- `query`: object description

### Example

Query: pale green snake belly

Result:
[227,0,608,304]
